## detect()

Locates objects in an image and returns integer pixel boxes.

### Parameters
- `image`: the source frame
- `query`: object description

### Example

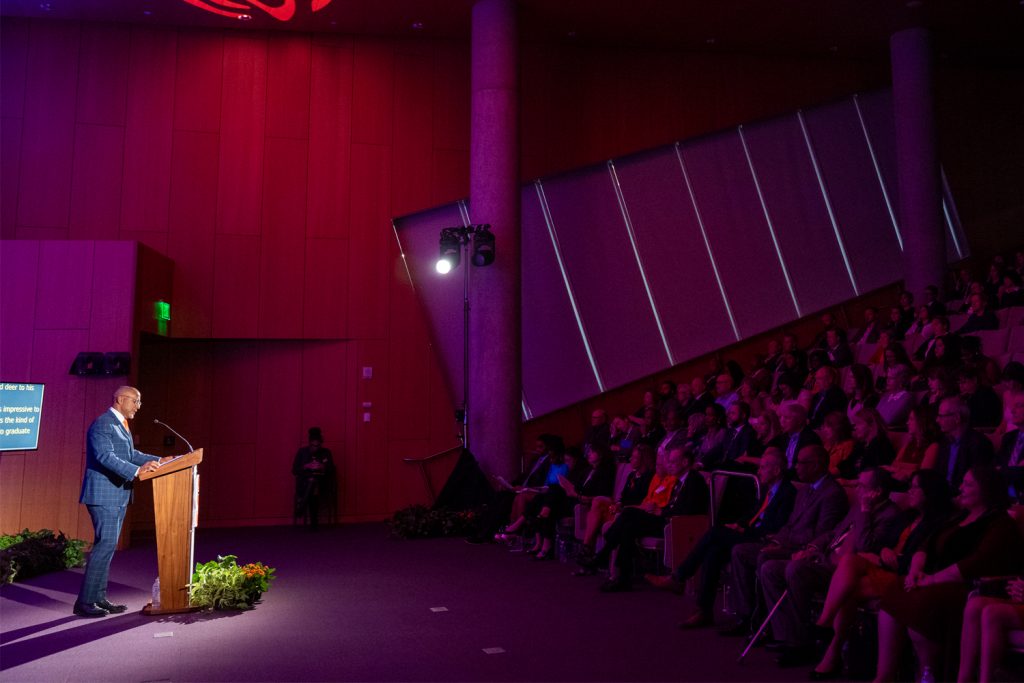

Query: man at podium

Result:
[74,386,172,618]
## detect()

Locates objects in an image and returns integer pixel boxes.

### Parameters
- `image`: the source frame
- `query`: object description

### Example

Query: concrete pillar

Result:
[891,27,945,302]
[469,0,520,479]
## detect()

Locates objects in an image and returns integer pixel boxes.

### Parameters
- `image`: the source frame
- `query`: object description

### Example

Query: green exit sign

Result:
[154,300,171,321]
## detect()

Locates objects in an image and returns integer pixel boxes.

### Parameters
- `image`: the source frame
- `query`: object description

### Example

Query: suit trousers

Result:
[759,556,833,646]
[673,525,749,613]
[729,541,792,621]
[78,504,127,604]
[596,507,667,580]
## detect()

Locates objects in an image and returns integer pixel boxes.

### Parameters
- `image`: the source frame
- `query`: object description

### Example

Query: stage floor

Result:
[1,523,803,682]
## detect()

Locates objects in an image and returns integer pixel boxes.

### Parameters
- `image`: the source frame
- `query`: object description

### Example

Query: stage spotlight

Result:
[437,228,461,275]
[471,225,495,267]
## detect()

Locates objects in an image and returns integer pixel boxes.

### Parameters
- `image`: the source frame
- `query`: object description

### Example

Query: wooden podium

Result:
[139,449,203,615]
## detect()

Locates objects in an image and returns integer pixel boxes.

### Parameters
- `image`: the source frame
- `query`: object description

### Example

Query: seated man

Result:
[720,445,848,636]
[930,396,995,490]
[759,467,907,667]
[646,448,796,628]
[956,292,999,334]
[770,403,823,472]
[578,446,709,592]
[807,367,848,430]
[957,367,1002,430]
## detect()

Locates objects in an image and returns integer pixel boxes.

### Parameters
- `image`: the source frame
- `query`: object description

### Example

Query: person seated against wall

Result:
[738,373,770,419]
[761,338,784,372]
[760,467,907,668]
[948,268,973,307]
[883,306,907,342]
[812,311,840,351]
[808,366,849,430]
[921,366,958,422]
[898,291,917,335]
[821,411,856,478]
[579,443,655,559]
[608,415,639,461]
[781,332,808,380]
[292,426,336,529]
[656,379,678,422]
[628,388,658,429]
[811,469,953,679]
[997,269,1024,309]
[824,327,854,369]
[770,403,823,473]
[850,307,882,346]
[804,350,831,394]
[693,403,728,471]
[687,377,715,420]
[584,409,611,454]
[957,292,1000,335]
[839,408,896,481]
[958,367,1003,430]
[984,262,1005,305]
[714,373,740,410]
[671,380,694,419]
[577,446,709,592]
[958,576,1024,683]
[887,405,942,482]
[845,363,880,421]
[876,364,916,428]
[923,285,947,318]
[637,406,666,449]
[531,445,616,560]
[929,396,997,491]
[719,445,848,637]
[646,448,797,628]
[494,436,567,543]
[874,466,1024,683]
[703,356,727,391]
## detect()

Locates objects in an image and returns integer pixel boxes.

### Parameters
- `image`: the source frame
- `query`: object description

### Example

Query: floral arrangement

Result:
[189,554,276,610]
[0,528,87,584]
[388,505,478,539]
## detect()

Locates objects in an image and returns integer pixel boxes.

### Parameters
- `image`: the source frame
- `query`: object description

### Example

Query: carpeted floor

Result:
[1,523,810,682]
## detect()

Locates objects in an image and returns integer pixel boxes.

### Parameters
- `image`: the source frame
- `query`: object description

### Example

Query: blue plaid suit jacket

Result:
[79,409,159,506]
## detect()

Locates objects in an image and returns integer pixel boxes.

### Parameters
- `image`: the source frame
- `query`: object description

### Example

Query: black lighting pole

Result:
[436,224,494,450]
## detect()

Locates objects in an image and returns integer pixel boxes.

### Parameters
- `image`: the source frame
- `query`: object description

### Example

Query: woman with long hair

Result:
[887,405,941,481]
[821,411,856,478]
[839,408,896,481]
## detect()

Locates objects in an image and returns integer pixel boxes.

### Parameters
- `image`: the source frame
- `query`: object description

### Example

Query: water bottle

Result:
[151,577,161,609]
[919,666,934,683]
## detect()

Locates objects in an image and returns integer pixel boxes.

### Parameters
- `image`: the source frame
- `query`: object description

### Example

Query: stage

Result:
[1,524,798,682]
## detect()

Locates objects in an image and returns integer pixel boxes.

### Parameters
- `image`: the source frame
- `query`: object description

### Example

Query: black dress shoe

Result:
[776,645,818,668]
[718,619,751,637]
[96,599,127,613]
[73,602,108,618]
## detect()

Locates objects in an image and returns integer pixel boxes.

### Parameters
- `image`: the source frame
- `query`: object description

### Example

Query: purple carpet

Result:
[1,524,809,681]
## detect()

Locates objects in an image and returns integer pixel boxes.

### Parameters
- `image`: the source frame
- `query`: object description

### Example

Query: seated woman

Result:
[958,577,1024,683]
[580,444,655,555]
[495,444,569,545]
[637,406,666,448]
[920,366,957,421]
[693,403,728,470]
[629,389,657,428]
[839,408,896,481]
[811,469,952,678]
[907,304,934,338]
[845,363,880,421]
[887,405,941,482]
[874,467,1024,682]
[608,415,638,460]
[876,364,916,428]
[735,408,783,467]
[531,445,616,560]
[821,411,856,478]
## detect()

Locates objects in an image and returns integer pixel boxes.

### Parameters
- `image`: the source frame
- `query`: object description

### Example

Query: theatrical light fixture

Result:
[436,228,462,274]
[471,225,495,267]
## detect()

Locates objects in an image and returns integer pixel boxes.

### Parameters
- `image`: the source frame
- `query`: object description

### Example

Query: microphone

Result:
[153,419,195,454]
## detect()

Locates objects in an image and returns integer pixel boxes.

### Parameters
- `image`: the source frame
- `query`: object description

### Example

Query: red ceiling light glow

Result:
[181,0,334,22]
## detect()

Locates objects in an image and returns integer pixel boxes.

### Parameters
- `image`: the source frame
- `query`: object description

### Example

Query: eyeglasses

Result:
[118,396,141,406]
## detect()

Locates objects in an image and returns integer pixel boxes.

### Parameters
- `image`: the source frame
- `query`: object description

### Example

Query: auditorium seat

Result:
[967,328,1011,356]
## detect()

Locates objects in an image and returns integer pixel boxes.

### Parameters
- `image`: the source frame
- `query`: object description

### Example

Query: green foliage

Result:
[388,505,478,539]
[0,528,87,584]
[189,554,276,611]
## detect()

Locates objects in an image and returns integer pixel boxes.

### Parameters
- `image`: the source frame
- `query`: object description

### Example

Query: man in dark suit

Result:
[580,446,709,592]
[849,307,881,346]
[720,401,756,467]
[957,368,1003,429]
[932,396,995,490]
[770,404,823,471]
[997,390,1024,499]
[923,285,947,317]
[956,293,1000,334]
[915,316,960,366]
[646,448,796,627]
[807,367,849,430]
[720,444,848,636]
[75,386,169,618]
[760,468,906,666]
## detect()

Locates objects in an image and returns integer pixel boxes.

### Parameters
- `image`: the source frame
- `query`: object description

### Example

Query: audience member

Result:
[771,403,823,471]
[823,328,853,368]
[916,316,960,371]
[637,406,665,448]
[998,270,1024,308]
[579,444,655,555]
[875,467,1023,682]
[524,447,591,559]
[957,367,1003,430]
[845,363,880,420]
[887,405,941,481]
[958,577,1024,683]
[578,447,709,591]
[720,445,848,636]
[850,307,881,346]
[811,469,953,678]
[821,411,856,478]
[584,409,611,453]
[760,467,906,667]
[628,389,657,427]
[689,377,715,418]
[655,408,687,468]
[694,403,728,470]
[907,305,933,337]
[647,448,796,627]
[931,396,996,489]
[923,285,947,317]
[875,364,916,428]
[714,373,740,409]
[839,408,896,481]
[741,409,783,464]
[807,366,849,430]
[920,366,957,421]
[720,401,755,467]
[957,293,999,334]
[883,306,906,341]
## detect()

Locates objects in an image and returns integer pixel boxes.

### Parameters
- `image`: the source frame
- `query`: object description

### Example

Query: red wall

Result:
[1,17,902,530]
